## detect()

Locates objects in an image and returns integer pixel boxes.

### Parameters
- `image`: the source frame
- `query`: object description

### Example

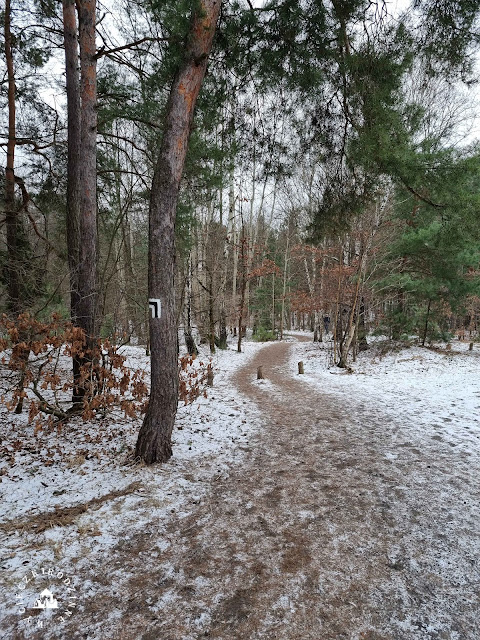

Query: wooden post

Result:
[257,366,264,380]
[298,361,304,374]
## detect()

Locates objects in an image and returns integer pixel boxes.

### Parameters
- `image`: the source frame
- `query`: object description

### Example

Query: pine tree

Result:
[135,0,221,464]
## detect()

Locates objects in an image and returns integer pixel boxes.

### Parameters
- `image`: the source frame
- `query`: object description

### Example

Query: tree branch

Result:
[400,179,446,209]
[95,36,170,60]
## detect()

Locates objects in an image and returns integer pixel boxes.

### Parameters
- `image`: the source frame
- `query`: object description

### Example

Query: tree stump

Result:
[257,366,264,380]
[298,361,304,374]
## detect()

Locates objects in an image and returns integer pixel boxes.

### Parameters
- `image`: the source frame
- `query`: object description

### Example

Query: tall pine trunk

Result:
[62,0,82,402]
[62,0,98,406]
[136,0,221,464]
[76,0,97,346]
[4,0,20,313]
[63,0,81,316]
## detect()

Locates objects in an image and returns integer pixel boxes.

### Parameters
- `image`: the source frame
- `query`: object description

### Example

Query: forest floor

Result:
[1,335,480,639]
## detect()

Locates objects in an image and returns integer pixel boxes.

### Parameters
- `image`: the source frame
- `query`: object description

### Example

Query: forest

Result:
[1,0,480,466]
[2,2,480,639]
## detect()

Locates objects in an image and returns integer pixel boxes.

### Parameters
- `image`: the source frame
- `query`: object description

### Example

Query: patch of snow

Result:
[0,338,266,635]
[288,338,480,457]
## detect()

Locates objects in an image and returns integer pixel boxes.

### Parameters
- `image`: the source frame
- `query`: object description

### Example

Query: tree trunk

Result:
[237,240,247,352]
[229,169,238,328]
[208,271,216,354]
[136,0,221,464]
[358,297,368,351]
[62,0,83,402]
[218,306,227,349]
[183,255,198,356]
[63,0,81,317]
[422,299,431,346]
[4,0,20,313]
[76,0,98,346]
[62,0,98,406]
[279,233,290,340]
[5,0,34,414]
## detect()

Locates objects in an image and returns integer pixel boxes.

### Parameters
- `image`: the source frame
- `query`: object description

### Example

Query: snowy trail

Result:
[6,338,480,639]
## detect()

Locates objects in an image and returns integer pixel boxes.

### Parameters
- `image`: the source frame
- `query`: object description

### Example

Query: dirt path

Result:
[35,339,479,639]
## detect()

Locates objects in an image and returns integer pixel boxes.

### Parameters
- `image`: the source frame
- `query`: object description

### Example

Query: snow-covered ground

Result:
[0,338,266,633]
[1,332,479,638]
[289,337,480,455]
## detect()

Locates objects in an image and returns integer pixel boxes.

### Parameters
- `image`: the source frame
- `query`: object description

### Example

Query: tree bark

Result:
[422,299,431,346]
[279,233,290,340]
[63,0,81,319]
[237,225,247,353]
[62,0,98,405]
[229,168,238,328]
[183,255,198,356]
[136,0,221,464]
[358,296,368,351]
[5,0,32,414]
[4,0,20,313]
[76,0,98,345]
[63,0,83,402]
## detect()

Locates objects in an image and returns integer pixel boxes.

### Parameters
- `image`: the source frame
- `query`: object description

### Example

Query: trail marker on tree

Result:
[149,299,162,319]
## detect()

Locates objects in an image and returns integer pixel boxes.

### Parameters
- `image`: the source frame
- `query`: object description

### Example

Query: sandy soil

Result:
[7,338,480,639]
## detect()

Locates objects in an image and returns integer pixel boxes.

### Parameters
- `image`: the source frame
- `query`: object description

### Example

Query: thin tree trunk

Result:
[333,246,343,364]
[237,274,247,353]
[184,255,198,356]
[279,233,290,340]
[4,0,20,313]
[237,226,247,352]
[63,0,81,318]
[208,269,216,354]
[229,164,238,330]
[5,0,33,414]
[422,299,431,346]
[272,272,275,332]
[136,0,221,464]
[358,296,368,351]
[62,0,83,402]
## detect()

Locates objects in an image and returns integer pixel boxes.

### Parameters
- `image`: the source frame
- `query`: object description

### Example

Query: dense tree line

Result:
[1,0,480,462]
